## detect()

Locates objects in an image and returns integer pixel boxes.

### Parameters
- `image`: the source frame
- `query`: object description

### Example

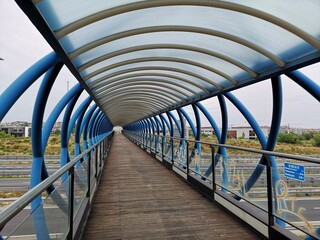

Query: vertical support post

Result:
[211,145,216,192]
[143,132,145,148]
[95,148,98,179]
[171,137,174,166]
[99,144,102,167]
[266,155,275,237]
[162,136,164,161]
[149,133,152,151]
[186,140,189,174]
[67,166,75,240]
[87,154,91,198]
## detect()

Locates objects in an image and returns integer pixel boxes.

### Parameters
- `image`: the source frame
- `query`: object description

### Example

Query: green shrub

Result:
[277,133,301,144]
[0,131,12,138]
[313,134,320,147]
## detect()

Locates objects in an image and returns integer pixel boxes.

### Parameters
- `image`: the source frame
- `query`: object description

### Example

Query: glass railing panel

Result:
[188,144,201,177]
[163,137,172,161]
[145,134,150,150]
[173,139,187,170]
[150,135,155,153]
[156,136,163,159]
[187,143,212,181]
[73,159,88,218]
[214,151,268,211]
[155,136,160,154]
[6,178,70,240]
[272,158,320,239]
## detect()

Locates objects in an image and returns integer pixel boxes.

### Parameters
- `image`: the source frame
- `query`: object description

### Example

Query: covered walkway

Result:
[84,133,262,239]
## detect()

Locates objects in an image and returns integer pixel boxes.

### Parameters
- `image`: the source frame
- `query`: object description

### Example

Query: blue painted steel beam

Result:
[60,90,83,175]
[72,97,92,157]
[160,114,171,135]
[81,104,97,152]
[176,109,185,139]
[191,104,201,174]
[177,108,197,164]
[88,109,101,147]
[286,70,320,101]
[30,62,63,240]
[68,97,92,145]
[195,101,227,184]
[165,113,174,138]
[150,117,159,135]
[167,112,182,137]
[31,63,63,189]
[0,52,60,122]
[177,108,196,138]
[154,116,164,135]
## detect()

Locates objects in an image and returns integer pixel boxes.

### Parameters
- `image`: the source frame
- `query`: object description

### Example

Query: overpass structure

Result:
[0,1,320,239]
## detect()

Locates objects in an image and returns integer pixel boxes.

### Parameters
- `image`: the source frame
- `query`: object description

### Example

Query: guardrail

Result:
[123,131,320,240]
[0,131,114,240]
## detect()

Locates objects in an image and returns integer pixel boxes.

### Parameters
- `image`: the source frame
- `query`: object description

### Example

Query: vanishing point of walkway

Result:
[83,133,262,239]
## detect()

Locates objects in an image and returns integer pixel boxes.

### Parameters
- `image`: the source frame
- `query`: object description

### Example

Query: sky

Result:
[0,1,319,129]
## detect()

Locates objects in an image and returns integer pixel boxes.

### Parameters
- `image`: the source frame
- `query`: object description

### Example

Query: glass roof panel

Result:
[88,69,217,92]
[35,0,139,30]
[20,0,319,126]
[70,32,271,72]
[80,49,249,81]
[224,0,320,39]
[85,61,228,87]
[58,6,312,59]
[90,75,206,95]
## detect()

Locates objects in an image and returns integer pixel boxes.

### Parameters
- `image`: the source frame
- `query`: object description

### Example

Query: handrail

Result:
[141,132,320,164]
[124,130,320,239]
[0,131,113,230]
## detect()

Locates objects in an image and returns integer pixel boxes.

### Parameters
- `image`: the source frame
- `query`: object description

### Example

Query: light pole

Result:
[67,80,69,92]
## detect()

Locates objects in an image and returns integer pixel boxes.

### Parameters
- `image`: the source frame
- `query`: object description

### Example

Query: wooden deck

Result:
[83,133,263,239]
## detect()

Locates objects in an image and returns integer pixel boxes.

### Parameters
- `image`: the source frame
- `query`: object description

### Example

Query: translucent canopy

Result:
[19,0,320,126]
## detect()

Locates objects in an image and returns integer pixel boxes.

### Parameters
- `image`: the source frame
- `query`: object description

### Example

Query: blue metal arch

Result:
[0,52,61,122]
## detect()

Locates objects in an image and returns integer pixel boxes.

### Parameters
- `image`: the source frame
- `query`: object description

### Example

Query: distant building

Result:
[51,121,62,135]
[201,126,214,135]
[279,125,319,134]
[200,125,271,140]
[228,126,270,139]
[0,126,31,137]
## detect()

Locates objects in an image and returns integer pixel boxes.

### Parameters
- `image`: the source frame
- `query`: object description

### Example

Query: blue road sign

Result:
[284,162,305,182]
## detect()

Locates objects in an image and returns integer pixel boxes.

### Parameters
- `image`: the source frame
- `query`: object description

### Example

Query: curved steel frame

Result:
[1,1,320,238]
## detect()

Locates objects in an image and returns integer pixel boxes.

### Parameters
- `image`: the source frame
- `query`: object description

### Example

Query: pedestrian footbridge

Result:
[0,1,320,239]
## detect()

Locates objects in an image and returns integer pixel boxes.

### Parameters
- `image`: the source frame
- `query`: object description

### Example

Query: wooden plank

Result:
[83,133,263,239]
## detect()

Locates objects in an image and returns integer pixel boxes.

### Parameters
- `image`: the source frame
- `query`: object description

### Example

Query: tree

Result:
[0,131,12,138]
[313,134,320,147]
[300,132,314,141]
[277,133,300,144]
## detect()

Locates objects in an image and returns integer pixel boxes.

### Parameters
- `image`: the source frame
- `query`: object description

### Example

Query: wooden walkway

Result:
[83,133,262,240]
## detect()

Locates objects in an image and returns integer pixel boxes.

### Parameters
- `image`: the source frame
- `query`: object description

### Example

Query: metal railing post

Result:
[95,148,98,179]
[171,137,174,166]
[67,166,75,240]
[99,143,102,167]
[87,154,91,198]
[150,133,152,152]
[265,154,275,237]
[211,145,216,193]
[186,140,189,174]
[162,136,164,161]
